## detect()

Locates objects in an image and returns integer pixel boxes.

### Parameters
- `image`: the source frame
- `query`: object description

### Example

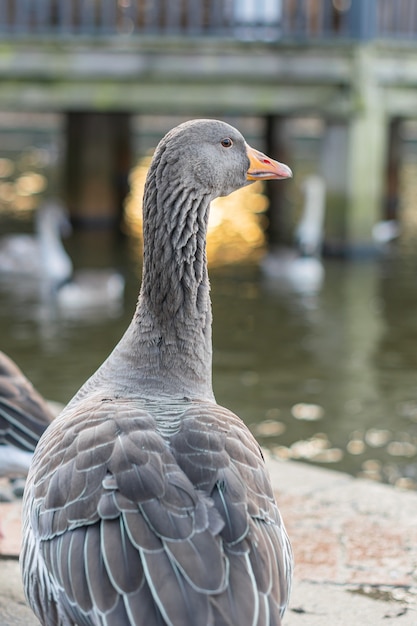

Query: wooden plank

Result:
[0,42,354,85]
[0,80,350,116]
[0,31,416,116]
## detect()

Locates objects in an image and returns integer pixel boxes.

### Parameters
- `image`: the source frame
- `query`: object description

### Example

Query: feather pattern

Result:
[0,351,55,478]
[22,119,293,625]
[0,351,54,452]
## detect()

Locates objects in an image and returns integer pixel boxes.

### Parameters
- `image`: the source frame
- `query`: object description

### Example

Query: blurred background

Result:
[1,0,417,489]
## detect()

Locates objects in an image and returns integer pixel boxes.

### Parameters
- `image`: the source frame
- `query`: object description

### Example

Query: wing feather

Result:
[84,523,119,614]
[164,531,228,593]
[210,552,259,626]
[101,518,145,594]
[0,351,53,452]
[124,584,166,626]
[67,528,93,613]
[23,397,292,624]
[141,547,212,626]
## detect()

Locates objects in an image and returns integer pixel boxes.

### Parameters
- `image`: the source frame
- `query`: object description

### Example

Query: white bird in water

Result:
[261,174,326,294]
[0,200,125,314]
[372,219,400,252]
[21,119,293,626]
[56,268,125,315]
[0,202,73,287]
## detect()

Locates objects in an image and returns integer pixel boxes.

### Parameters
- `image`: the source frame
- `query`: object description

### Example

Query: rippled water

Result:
[213,253,417,488]
[0,114,417,490]
[1,228,417,489]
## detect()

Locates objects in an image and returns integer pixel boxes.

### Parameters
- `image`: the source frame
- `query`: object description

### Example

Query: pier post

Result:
[265,115,292,245]
[64,112,132,229]
[384,118,402,221]
[345,46,388,255]
[320,121,349,255]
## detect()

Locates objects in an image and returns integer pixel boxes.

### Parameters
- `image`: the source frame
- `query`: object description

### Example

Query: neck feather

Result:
[114,159,215,401]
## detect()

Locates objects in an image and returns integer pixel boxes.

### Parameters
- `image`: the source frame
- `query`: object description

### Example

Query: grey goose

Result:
[21,119,293,626]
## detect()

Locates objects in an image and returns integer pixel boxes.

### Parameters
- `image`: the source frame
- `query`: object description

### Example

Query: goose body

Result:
[0,351,54,477]
[21,120,293,626]
[261,175,326,294]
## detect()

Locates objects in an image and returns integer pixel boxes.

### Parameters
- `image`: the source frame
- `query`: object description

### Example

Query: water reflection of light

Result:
[0,182,16,203]
[291,402,324,421]
[15,172,47,196]
[346,438,366,455]
[364,428,391,448]
[124,154,268,266]
[272,434,344,464]
[0,158,14,178]
[0,169,47,214]
[252,419,286,437]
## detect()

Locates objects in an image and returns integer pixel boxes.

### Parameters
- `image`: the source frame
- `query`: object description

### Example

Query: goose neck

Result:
[126,182,214,401]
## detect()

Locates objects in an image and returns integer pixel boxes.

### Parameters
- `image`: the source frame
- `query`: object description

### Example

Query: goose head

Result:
[144,119,292,208]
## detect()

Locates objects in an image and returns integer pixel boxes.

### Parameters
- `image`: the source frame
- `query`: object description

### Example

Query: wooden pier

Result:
[1,0,417,252]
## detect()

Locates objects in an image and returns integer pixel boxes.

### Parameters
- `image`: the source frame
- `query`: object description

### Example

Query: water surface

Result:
[1,230,417,489]
[0,113,416,489]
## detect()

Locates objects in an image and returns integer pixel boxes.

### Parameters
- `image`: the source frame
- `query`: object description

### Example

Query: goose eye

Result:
[221,138,233,148]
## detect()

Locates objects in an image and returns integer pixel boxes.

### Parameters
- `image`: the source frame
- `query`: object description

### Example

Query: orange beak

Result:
[246,143,292,181]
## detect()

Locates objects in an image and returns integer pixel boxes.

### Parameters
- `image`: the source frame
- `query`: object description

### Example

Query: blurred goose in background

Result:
[22,119,293,626]
[372,218,400,253]
[55,267,125,314]
[0,200,125,313]
[0,201,73,287]
[0,351,54,478]
[261,174,326,294]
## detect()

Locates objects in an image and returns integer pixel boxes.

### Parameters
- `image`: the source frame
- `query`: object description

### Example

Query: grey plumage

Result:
[0,351,53,451]
[0,351,54,477]
[21,119,293,625]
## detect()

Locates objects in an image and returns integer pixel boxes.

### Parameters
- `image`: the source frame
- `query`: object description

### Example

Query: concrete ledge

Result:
[1,456,416,625]
[267,453,417,624]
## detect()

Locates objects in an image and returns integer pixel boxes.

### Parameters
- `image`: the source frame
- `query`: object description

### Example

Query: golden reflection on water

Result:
[0,153,48,215]
[400,159,417,251]
[124,153,268,266]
